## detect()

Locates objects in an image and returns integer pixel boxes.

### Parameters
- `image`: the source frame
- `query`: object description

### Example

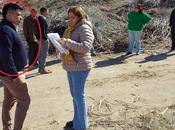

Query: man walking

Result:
[0,3,30,130]
[23,9,39,66]
[36,7,52,74]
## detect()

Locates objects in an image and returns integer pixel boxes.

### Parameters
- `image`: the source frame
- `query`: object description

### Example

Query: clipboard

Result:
[47,33,69,54]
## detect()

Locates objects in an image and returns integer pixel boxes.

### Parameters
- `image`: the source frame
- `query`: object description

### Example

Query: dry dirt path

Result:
[1,51,175,130]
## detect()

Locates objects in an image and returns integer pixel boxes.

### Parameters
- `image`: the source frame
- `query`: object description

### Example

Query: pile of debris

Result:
[46,0,172,54]
[18,0,173,54]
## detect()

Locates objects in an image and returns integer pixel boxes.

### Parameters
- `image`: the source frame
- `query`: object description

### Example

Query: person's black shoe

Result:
[91,51,97,56]
[170,48,175,51]
[126,52,132,55]
[64,121,73,128]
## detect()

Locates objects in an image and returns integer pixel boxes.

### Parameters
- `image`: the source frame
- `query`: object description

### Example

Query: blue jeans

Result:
[38,39,49,70]
[128,30,142,54]
[67,70,90,130]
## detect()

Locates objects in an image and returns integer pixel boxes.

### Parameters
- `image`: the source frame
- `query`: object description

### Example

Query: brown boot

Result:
[38,69,52,74]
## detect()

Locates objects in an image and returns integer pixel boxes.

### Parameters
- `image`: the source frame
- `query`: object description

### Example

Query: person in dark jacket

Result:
[0,3,30,130]
[169,8,175,51]
[23,9,39,66]
[36,7,51,74]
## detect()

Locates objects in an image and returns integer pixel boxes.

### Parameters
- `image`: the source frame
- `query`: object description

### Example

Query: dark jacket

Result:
[0,19,27,77]
[36,15,48,40]
[23,15,38,43]
[170,8,175,27]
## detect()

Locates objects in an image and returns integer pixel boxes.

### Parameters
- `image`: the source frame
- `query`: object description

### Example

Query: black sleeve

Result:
[170,9,175,27]
[23,18,29,41]
[38,17,47,40]
[0,31,18,76]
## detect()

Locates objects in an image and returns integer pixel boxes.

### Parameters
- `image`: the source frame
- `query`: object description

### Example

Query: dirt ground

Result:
[1,49,175,130]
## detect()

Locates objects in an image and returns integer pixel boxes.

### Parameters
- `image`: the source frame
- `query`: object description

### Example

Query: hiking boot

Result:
[38,69,52,74]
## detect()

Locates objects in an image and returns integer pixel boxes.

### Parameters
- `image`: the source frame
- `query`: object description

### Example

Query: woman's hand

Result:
[58,38,66,45]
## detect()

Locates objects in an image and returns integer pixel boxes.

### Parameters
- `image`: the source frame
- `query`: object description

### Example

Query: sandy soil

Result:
[1,50,175,130]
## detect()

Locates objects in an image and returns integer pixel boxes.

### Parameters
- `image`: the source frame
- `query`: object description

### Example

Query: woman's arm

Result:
[60,24,94,53]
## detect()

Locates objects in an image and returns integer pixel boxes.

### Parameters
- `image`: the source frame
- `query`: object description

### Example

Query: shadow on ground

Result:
[0,80,3,88]
[26,72,40,79]
[25,59,61,79]
[94,53,135,68]
[137,51,175,63]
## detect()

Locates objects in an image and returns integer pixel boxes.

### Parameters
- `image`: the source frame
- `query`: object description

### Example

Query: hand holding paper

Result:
[47,33,69,54]
[58,38,66,45]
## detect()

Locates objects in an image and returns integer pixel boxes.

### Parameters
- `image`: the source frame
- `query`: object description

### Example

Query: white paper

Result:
[47,33,69,54]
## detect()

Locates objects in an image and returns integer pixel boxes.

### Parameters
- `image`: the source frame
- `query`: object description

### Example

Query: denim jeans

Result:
[128,30,142,54]
[67,70,90,130]
[38,39,49,70]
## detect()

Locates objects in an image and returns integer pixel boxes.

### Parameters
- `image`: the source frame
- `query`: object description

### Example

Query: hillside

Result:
[25,0,172,53]
[1,0,173,53]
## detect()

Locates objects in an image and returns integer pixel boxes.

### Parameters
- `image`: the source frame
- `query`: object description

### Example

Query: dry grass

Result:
[88,97,175,130]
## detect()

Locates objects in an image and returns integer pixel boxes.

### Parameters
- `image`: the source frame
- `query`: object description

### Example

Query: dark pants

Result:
[171,27,175,50]
[28,42,39,66]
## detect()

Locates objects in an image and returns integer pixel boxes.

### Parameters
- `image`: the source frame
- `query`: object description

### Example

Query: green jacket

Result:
[128,11,151,31]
